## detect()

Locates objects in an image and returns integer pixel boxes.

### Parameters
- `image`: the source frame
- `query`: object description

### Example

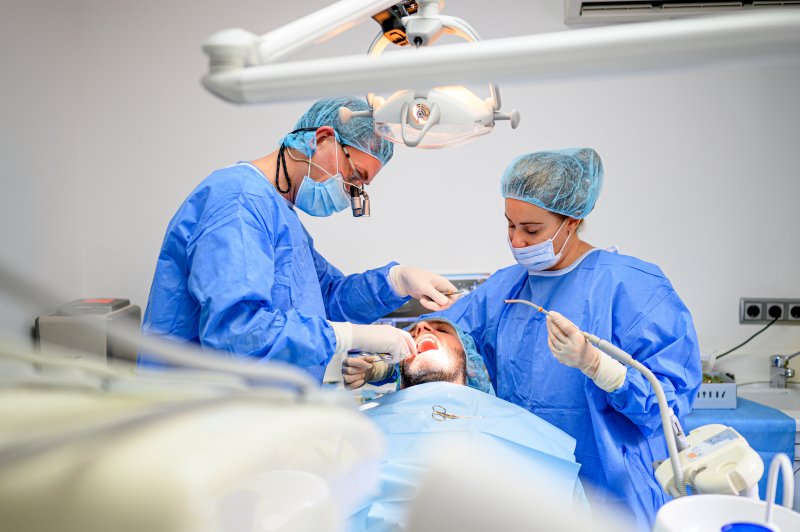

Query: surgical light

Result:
[201,0,520,149]
[343,85,515,149]
[340,0,520,148]
[410,101,430,127]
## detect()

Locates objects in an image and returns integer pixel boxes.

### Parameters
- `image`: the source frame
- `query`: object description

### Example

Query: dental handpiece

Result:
[504,299,551,316]
[504,299,617,356]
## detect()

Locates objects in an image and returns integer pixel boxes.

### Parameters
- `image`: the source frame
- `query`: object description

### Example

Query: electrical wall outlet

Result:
[739,297,800,324]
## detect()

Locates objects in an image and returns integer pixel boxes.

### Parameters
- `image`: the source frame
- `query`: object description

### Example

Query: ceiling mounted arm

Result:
[202,11,800,104]
[202,0,399,78]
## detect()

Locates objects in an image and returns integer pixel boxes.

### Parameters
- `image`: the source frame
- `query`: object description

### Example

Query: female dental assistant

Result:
[140,97,459,379]
[442,148,701,529]
[343,148,701,529]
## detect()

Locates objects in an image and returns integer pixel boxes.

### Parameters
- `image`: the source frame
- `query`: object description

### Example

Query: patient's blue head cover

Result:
[407,318,495,396]
[281,97,394,166]
[501,148,604,219]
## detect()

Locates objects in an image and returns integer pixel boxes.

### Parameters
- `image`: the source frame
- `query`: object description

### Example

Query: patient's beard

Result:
[400,346,466,388]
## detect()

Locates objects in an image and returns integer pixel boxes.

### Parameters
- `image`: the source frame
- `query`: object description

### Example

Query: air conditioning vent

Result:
[565,0,800,24]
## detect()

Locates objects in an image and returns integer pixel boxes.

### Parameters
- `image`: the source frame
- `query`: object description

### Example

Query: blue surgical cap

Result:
[280,97,394,166]
[501,148,604,219]
[405,318,495,396]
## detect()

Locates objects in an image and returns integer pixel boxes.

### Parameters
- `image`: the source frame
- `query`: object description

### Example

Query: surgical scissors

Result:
[431,404,481,422]
[354,351,404,364]
[444,289,468,297]
[420,289,467,309]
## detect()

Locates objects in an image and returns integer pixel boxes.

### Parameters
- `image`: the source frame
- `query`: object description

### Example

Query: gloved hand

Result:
[388,265,459,311]
[546,311,626,392]
[546,311,599,373]
[341,354,393,390]
[329,322,417,363]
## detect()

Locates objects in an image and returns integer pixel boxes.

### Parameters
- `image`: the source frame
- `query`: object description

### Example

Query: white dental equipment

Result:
[340,0,520,148]
[0,345,386,532]
[202,0,519,148]
[0,259,386,532]
[654,454,800,532]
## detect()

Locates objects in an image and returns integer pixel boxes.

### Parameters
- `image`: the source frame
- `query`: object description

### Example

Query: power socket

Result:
[739,297,800,324]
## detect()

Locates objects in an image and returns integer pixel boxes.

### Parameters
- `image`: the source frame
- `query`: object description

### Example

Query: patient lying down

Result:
[341,317,493,393]
[400,319,468,388]
[346,318,589,532]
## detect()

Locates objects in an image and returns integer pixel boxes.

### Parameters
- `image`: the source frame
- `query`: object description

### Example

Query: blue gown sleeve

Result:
[186,197,337,367]
[310,250,410,324]
[603,285,702,437]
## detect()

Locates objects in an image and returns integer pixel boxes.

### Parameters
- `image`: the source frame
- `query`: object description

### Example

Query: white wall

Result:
[0,0,83,336]
[2,1,799,380]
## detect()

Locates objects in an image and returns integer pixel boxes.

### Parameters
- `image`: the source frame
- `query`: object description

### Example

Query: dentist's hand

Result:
[341,355,392,390]
[329,322,417,364]
[546,311,599,374]
[389,265,459,311]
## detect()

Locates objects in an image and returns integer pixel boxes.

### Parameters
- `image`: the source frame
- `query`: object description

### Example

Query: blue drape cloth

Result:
[348,382,588,531]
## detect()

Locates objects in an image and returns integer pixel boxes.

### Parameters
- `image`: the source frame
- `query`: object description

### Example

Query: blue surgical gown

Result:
[140,162,409,380]
[434,248,701,530]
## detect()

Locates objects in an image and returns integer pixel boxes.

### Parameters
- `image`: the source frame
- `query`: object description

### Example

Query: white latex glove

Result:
[341,354,393,390]
[329,321,417,364]
[546,311,599,373]
[546,311,626,392]
[388,265,459,311]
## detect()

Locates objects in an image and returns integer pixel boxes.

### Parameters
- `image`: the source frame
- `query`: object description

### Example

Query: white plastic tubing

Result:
[584,333,688,497]
[764,453,794,523]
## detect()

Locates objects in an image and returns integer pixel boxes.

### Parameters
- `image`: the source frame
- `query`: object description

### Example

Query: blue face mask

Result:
[293,142,351,217]
[509,219,572,272]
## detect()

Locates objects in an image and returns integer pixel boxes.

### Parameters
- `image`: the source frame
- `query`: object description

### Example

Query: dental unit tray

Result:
[695,372,737,410]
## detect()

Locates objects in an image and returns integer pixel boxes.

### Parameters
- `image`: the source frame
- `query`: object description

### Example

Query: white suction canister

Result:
[654,455,800,532]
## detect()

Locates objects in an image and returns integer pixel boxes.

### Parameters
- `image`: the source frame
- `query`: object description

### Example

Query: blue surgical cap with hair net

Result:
[404,318,495,396]
[280,97,394,166]
[501,148,604,219]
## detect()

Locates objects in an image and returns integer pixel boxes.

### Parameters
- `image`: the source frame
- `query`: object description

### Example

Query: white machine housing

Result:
[0,365,385,532]
[656,423,764,497]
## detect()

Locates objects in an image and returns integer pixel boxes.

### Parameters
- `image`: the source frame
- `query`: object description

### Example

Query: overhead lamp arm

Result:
[203,0,399,75]
[202,11,800,104]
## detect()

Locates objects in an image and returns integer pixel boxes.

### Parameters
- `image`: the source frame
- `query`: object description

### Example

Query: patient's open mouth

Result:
[416,335,439,354]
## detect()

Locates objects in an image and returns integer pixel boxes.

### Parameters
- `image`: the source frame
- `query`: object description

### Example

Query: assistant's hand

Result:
[546,311,627,392]
[546,311,599,374]
[341,354,392,390]
[388,265,459,311]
